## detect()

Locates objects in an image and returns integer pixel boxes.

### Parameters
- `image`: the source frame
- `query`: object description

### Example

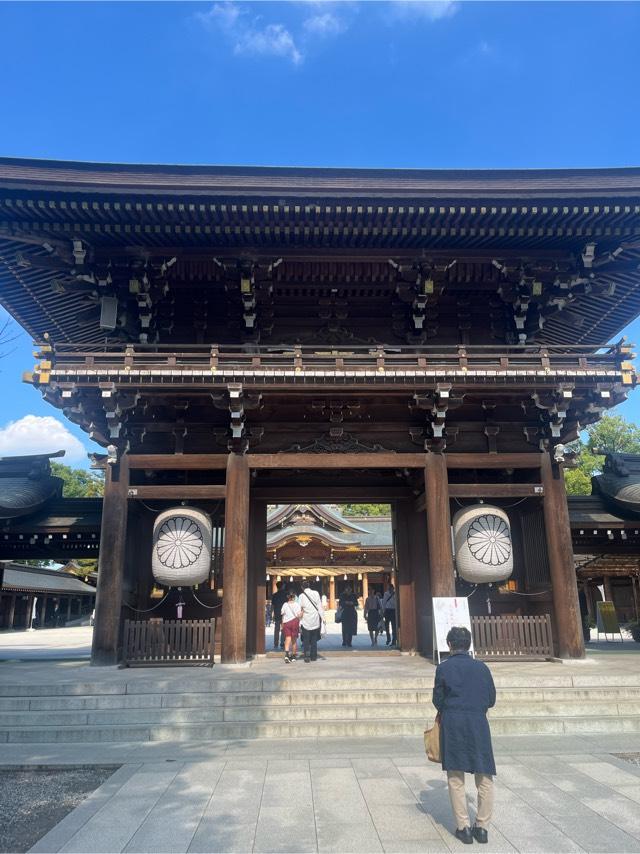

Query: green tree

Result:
[51,461,104,497]
[564,415,640,495]
[584,414,640,455]
[341,503,390,517]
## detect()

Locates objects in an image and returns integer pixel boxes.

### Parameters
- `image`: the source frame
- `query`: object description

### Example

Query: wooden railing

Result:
[122,618,216,667]
[471,614,554,658]
[43,341,629,377]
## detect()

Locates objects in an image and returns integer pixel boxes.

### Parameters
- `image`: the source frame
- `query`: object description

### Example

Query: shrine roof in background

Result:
[1,562,97,595]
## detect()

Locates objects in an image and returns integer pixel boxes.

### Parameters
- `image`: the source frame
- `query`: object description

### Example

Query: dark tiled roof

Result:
[1,562,96,595]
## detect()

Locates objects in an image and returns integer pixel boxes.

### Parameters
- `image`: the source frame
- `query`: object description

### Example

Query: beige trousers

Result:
[447,771,494,830]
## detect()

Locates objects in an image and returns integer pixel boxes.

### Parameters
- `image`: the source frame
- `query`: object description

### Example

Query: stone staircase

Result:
[1,672,640,743]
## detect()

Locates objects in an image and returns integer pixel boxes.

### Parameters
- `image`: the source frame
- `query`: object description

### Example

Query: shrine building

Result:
[0,158,639,664]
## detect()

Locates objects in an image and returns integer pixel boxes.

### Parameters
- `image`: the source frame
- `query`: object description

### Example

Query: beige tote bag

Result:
[424,718,441,763]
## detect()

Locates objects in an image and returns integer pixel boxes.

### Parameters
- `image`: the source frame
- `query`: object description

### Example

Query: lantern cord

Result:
[453,497,529,510]
[191,588,220,610]
[501,588,553,596]
[123,592,170,612]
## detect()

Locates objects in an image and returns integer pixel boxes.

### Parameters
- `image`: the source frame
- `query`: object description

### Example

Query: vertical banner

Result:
[596,600,623,642]
[432,596,474,663]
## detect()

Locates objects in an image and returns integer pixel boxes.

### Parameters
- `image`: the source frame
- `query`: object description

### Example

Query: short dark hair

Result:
[446,626,472,651]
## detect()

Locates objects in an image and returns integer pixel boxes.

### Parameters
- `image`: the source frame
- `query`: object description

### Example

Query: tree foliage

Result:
[51,462,104,497]
[564,415,640,495]
[341,503,390,517]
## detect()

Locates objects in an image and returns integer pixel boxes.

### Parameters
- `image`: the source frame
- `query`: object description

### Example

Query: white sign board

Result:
[432,596,474,663]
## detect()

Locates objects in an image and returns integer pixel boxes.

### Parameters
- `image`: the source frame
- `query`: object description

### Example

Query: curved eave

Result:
[2,158,640,198]
[267,525,363,549]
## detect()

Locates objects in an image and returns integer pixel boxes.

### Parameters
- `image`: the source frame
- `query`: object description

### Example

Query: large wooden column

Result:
[247,500,267,657]
[541,454,585,659]
[393,500,417,652]
[221,453,250,663]
[424,453,455,597]
[91,455,129,666]
[329,575,336,610]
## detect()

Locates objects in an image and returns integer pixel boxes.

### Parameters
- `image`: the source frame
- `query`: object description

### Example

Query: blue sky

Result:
[1,1,639,465]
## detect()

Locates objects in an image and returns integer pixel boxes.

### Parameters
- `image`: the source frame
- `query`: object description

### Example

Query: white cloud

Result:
[0,415,88,464]
[235,23,303,64]
[196,2,303,65]
[387,1,459,22]
[303,12,346,36]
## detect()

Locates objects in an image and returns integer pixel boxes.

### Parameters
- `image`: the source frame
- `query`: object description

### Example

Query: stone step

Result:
[2,713,640,743]
[2,697,640,729]
[2,684,640,713]
[3,671,640,700]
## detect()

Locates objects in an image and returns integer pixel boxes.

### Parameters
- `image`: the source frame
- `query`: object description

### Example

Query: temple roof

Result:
[1,158,640,346]
[266,504,393,549]
[2,158,640,197]
[1,562,96,595]
[0,451,65,520]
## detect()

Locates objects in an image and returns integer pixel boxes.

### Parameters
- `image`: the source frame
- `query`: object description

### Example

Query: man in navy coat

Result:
[432,626,496,845]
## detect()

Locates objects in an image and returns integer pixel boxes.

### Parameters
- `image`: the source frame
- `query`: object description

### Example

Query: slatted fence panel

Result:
[471,615,553,658]
[123,619,216,667]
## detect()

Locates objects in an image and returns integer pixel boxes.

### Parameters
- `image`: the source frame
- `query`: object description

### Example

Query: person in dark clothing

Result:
[381,584,397,646]
[339,586,358,647]
[270,582,288,650]
[432,626,496,846]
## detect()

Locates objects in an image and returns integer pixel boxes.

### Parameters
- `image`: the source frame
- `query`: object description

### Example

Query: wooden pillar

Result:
[41,595,48,627]
[361,573,369,603]
[393,500,417,652]
[91,455,129,666]
[8,595,16,629]
[221,453,250,663]
[632,575,640,620]
[583,581,594,621]
[425,453,455,597]
[247,500,267,657]
[541,454,584,659]
[603,574,613,602]
[66,597,73,624]
[271,577,277,595]
[329,575,336,610]
[25,596,33,629]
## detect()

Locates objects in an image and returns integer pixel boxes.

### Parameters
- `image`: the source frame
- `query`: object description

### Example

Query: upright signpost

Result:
[432,596,475,663]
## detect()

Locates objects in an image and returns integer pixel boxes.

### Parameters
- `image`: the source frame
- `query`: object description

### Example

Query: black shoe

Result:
[455,827,473,845]
[472,826,488,844]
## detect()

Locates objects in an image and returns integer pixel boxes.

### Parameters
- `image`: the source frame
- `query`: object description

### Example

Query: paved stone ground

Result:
[9,735,640,854]
[0,627,92,661]
[0,767,114,853]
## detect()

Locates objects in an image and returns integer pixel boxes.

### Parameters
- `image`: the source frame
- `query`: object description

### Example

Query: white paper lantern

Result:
[152,507,212,587]
[452,505,513,584]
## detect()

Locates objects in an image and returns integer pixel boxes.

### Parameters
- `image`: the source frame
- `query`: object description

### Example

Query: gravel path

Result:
[0,767,116,853]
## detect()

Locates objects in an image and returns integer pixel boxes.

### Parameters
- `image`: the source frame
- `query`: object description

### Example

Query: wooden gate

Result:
[471,614,553,659]
[122,618,216,667]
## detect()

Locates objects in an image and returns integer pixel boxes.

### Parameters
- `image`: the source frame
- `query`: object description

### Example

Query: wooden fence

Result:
[122,618,216,667]
[471,615,554,659]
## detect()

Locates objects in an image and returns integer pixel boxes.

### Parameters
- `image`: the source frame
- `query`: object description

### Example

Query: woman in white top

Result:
[280,590,301,663]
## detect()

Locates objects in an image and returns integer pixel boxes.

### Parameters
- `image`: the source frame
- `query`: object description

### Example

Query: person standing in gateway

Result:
[271,581,287,651]
[299,584,324,663]
[432,626,496,845]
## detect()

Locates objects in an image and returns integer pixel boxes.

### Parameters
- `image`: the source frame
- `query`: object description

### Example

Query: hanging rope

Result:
[191,587,220,610]
[501,588,553,597]
[123,591,170,612]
